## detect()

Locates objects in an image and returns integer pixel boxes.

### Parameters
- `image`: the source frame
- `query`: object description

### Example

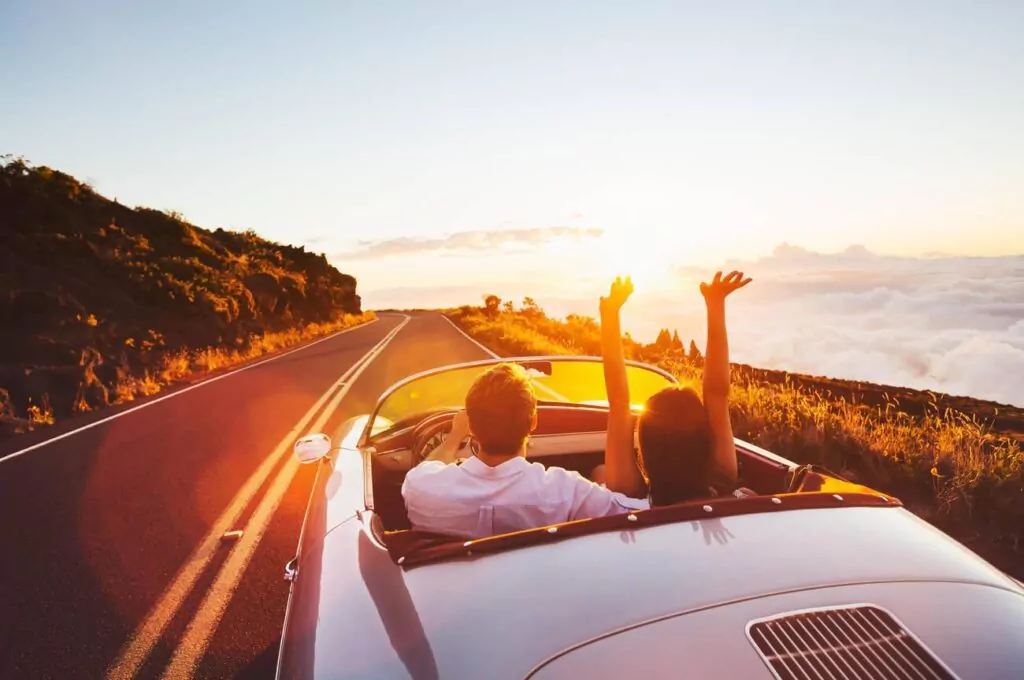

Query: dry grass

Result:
[108,312,376,405]
[447,304,1024,569]
[26,395,55,426]
[5,313,376,437]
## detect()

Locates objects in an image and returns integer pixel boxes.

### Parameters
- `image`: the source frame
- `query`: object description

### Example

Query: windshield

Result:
[364,357,677,442]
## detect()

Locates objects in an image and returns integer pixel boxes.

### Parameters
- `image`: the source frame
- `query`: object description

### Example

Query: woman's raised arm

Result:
[599,276,645,497]
[699,270,751,491]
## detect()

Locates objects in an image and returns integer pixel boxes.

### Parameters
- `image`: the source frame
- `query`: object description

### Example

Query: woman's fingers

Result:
[603,275,634,307]
[725,276,752,294]
[611,276,633,293]
[700,270,753,297]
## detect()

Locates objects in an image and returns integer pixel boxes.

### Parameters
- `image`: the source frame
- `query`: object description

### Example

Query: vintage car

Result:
[275,356,1024,679]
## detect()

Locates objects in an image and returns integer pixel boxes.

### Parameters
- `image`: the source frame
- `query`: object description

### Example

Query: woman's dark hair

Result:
[636,386,713,506]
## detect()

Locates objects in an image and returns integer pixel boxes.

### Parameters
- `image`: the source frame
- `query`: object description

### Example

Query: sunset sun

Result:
[589,230,678,290]
[544,229,680,291]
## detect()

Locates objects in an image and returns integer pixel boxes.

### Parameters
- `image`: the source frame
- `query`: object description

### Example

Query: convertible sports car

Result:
[275,356,1024,679]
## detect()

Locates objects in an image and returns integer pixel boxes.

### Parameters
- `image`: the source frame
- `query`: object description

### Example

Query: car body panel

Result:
[316,416,369,537]
[527,580,1024,679]
[279,481,1022,679]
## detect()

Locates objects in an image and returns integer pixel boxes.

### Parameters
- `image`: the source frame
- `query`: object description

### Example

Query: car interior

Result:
[366,403,833,533]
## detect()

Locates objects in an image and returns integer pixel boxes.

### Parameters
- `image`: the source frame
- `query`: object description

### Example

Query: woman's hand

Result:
[600,276,634,316]
[700,270,751,304]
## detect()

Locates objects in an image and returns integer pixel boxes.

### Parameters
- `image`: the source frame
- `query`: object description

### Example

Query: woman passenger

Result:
[598,271,752,506]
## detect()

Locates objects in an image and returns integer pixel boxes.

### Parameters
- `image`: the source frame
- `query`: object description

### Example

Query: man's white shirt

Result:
[402,455,650,539]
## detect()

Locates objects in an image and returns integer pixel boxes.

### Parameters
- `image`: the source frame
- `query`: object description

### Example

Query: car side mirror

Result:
[294,433,331,464]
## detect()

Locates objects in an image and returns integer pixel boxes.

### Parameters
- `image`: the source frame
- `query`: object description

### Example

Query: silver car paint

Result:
[281,469,1023,679]
[528,580,1024,679]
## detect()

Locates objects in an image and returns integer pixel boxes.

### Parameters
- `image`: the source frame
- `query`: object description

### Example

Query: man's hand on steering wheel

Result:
[413,408,475,464]
[450,409,471,443]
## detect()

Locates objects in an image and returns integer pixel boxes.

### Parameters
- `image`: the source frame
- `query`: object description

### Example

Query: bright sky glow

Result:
[3,1,1023,304]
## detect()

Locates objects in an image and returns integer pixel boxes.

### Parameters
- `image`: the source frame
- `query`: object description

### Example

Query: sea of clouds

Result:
[361,244,1024,407]
[620,245,1024,407]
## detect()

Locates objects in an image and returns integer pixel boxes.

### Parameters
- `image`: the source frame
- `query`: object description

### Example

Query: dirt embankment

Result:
[0,156,367,438]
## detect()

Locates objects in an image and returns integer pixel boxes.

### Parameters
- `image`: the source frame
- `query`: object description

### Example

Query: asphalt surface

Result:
[0,312,492,679]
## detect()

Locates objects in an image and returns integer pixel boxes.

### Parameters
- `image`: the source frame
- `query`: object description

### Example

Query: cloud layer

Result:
[652,245,1024,406]
[361,242,1024,406]
[347,226,603,259]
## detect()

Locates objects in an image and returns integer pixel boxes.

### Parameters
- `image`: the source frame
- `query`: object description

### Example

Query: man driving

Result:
[402,362,648,539]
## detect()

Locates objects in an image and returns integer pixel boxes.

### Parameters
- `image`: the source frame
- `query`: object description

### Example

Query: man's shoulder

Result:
[405,460,450,477]
[539,462,611,486]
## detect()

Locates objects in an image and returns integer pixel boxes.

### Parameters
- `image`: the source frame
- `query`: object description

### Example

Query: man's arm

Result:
[566,469,649,521]
[599,277,645,497]
[422,410,472,465]
[422,437,463,465]
[699,271,751,491]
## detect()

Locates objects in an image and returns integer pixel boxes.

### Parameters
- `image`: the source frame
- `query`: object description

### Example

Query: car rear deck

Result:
[283,497,1024,679]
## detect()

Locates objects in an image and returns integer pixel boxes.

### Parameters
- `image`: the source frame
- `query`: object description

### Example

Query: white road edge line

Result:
[439,313,570,402]
[1,317,382,465]
[440,313,499,358]
[159,314,411,679]
[103,316,405,680]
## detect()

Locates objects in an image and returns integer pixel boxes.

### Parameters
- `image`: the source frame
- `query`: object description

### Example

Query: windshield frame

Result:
[359,355,679,446]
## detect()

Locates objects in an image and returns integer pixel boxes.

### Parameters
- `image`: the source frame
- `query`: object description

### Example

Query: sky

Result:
[3,2,1023,400]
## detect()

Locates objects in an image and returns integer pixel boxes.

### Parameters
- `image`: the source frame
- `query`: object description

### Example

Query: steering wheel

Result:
[411,410,478,463]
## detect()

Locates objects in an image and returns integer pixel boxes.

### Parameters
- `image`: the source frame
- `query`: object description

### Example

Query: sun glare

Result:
[589,230,678,290]
[544,229,687,293]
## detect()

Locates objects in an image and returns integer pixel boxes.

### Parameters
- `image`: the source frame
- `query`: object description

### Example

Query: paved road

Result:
[0,312,494,679]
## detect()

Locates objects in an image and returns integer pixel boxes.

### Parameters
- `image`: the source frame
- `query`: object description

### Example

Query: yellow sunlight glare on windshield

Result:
[370,360,676,439]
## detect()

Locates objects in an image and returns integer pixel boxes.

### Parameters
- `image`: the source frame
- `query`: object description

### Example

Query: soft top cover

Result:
[386,486,901,568]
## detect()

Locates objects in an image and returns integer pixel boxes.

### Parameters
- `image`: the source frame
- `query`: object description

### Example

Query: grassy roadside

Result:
[0,311,376,438]
[445,303,1023,576]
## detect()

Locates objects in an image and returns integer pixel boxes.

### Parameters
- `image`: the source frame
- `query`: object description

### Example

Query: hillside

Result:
[0,156,372,437]
[445,297,1024,575]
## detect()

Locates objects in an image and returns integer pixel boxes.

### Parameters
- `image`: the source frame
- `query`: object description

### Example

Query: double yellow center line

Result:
[106,315,409,679]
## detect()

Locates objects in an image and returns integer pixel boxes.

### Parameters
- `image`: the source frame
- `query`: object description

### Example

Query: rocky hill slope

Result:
[0,156,365,434]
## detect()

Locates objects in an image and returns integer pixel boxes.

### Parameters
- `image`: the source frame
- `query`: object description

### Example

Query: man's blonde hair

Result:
[465,363,537,456]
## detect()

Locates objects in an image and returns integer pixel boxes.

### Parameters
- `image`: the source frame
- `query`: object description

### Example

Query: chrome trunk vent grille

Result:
[746,604,959,680]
